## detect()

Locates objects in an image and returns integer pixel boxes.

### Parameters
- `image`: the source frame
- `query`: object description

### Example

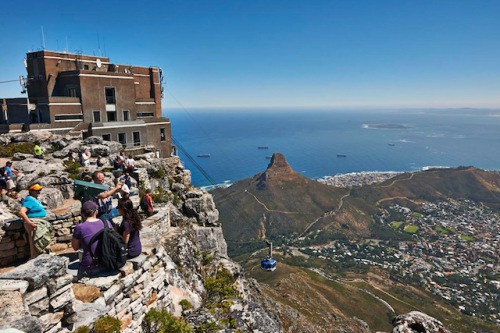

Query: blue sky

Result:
[1,0,500,108]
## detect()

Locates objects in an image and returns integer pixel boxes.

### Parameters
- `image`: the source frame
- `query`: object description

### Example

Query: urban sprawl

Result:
[306,172,499,324]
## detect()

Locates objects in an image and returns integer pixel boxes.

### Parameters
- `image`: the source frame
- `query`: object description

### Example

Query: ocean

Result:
[165,108,500,188]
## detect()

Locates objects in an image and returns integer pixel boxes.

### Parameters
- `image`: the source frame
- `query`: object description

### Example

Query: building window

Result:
[133,131,141,146]
[83,64,89,70]
[54,114,83,121]
[118,133,126,146]
[105,87,116,104]
[123,110,129,121]
[102,134,111,141]
[107,111,117,122]
[68,87,77,97]
[93,111,101,122]
[137,112,154,118]
[160,128,166,141]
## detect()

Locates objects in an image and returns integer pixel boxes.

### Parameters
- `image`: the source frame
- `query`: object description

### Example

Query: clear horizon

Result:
[1,1,500,109]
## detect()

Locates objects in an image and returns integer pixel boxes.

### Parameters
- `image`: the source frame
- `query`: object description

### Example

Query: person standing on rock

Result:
[18,184,47,259]
[81,149,91,167]
[4,161,20,198]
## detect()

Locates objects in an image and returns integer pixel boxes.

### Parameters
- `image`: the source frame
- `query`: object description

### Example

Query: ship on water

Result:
[197,154,211,158]
[336,154,347,158]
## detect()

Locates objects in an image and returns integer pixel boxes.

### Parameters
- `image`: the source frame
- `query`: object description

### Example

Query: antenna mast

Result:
[41,26,46,50]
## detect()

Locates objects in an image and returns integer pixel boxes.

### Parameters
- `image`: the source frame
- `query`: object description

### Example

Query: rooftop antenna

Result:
[97,33,101,56]
[41,26,46,50]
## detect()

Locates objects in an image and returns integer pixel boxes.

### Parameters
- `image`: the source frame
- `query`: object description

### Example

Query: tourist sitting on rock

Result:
[72,200,113,279]
[117,198,142,259]
[125,154,135,173]
[113,155,125,171]
[120,171,133,189]
[33,141,43,159]
[18,184,47,259]
[140,188,154,217]
[92,171,122,222]
[81,167,92,182]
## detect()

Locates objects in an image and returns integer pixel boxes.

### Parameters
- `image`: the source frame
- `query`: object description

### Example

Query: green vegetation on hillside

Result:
[403,225,419,233]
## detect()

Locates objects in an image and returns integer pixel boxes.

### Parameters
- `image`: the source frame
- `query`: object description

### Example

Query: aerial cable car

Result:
[260,240,277,271]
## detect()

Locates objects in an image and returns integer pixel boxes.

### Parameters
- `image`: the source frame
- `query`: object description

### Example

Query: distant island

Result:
[363,123,411,129]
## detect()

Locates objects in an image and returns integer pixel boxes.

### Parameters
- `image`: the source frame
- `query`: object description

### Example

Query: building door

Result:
[133,131,141,146]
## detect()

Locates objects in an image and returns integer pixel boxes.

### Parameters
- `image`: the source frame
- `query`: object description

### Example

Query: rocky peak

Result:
[261,153,298,182]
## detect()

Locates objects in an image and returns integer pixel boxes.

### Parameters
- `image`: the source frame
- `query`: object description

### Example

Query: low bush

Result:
[0,142,35,157]
[142,308,193,333]
[93,315,121,333]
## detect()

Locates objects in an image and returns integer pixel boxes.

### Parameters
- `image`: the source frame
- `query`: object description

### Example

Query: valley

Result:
[213,155,500,332]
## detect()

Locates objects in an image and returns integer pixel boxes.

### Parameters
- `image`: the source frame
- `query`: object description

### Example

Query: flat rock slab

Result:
[0,255,68,290]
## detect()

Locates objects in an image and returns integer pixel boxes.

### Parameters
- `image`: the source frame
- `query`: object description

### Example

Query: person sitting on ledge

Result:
[117,198,142,259]
[18,184,47,259]
[72,200,113,279]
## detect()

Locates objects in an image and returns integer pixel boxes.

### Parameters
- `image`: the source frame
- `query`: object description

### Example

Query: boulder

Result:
[392,311,451,333]
[82,136,103,145]
[183,189,219,225]
[102,140,123,154]
[0,290,29,323]
[0,254,69,290]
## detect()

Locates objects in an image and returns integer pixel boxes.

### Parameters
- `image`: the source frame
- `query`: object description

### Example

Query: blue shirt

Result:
[4,166,13,178]
[22,195,46,218]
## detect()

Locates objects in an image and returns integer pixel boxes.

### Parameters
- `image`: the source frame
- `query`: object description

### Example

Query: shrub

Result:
[64,160,83,180]
[194,321,222,333]
[204,267,239,308]
[142,308,193,333]
[179,299,193,311]
[201,252,213,266]
[0,142,35,157]
[74,327,91,333]
[93,315,121,333]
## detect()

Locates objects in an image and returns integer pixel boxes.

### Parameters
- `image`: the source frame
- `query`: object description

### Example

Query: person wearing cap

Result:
[72,200,114,278]
[4,161,20,198]
[117,198,142,259]
[19,184,47,259]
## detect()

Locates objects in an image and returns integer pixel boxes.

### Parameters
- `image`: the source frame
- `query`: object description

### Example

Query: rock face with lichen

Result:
[0,132,280,333]
[391,311,451,333]
[0,132,453,333]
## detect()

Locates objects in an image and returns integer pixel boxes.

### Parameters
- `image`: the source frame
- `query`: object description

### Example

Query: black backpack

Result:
[88,219,128,270]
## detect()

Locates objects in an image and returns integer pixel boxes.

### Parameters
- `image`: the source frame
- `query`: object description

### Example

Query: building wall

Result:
[5,51,171,156]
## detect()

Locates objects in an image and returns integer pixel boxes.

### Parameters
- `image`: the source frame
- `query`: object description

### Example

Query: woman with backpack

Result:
[72,200,113,279]
[18,184,48,259]
[117,198,142,259]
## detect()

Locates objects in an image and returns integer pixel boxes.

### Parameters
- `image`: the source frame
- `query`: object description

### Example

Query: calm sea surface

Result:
[165,108,500,187]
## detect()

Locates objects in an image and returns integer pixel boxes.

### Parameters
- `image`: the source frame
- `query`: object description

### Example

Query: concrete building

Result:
[0,50,172,157]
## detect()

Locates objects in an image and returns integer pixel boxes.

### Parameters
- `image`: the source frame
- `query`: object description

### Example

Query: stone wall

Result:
[0,201,82,266]
[0,210,203,333]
